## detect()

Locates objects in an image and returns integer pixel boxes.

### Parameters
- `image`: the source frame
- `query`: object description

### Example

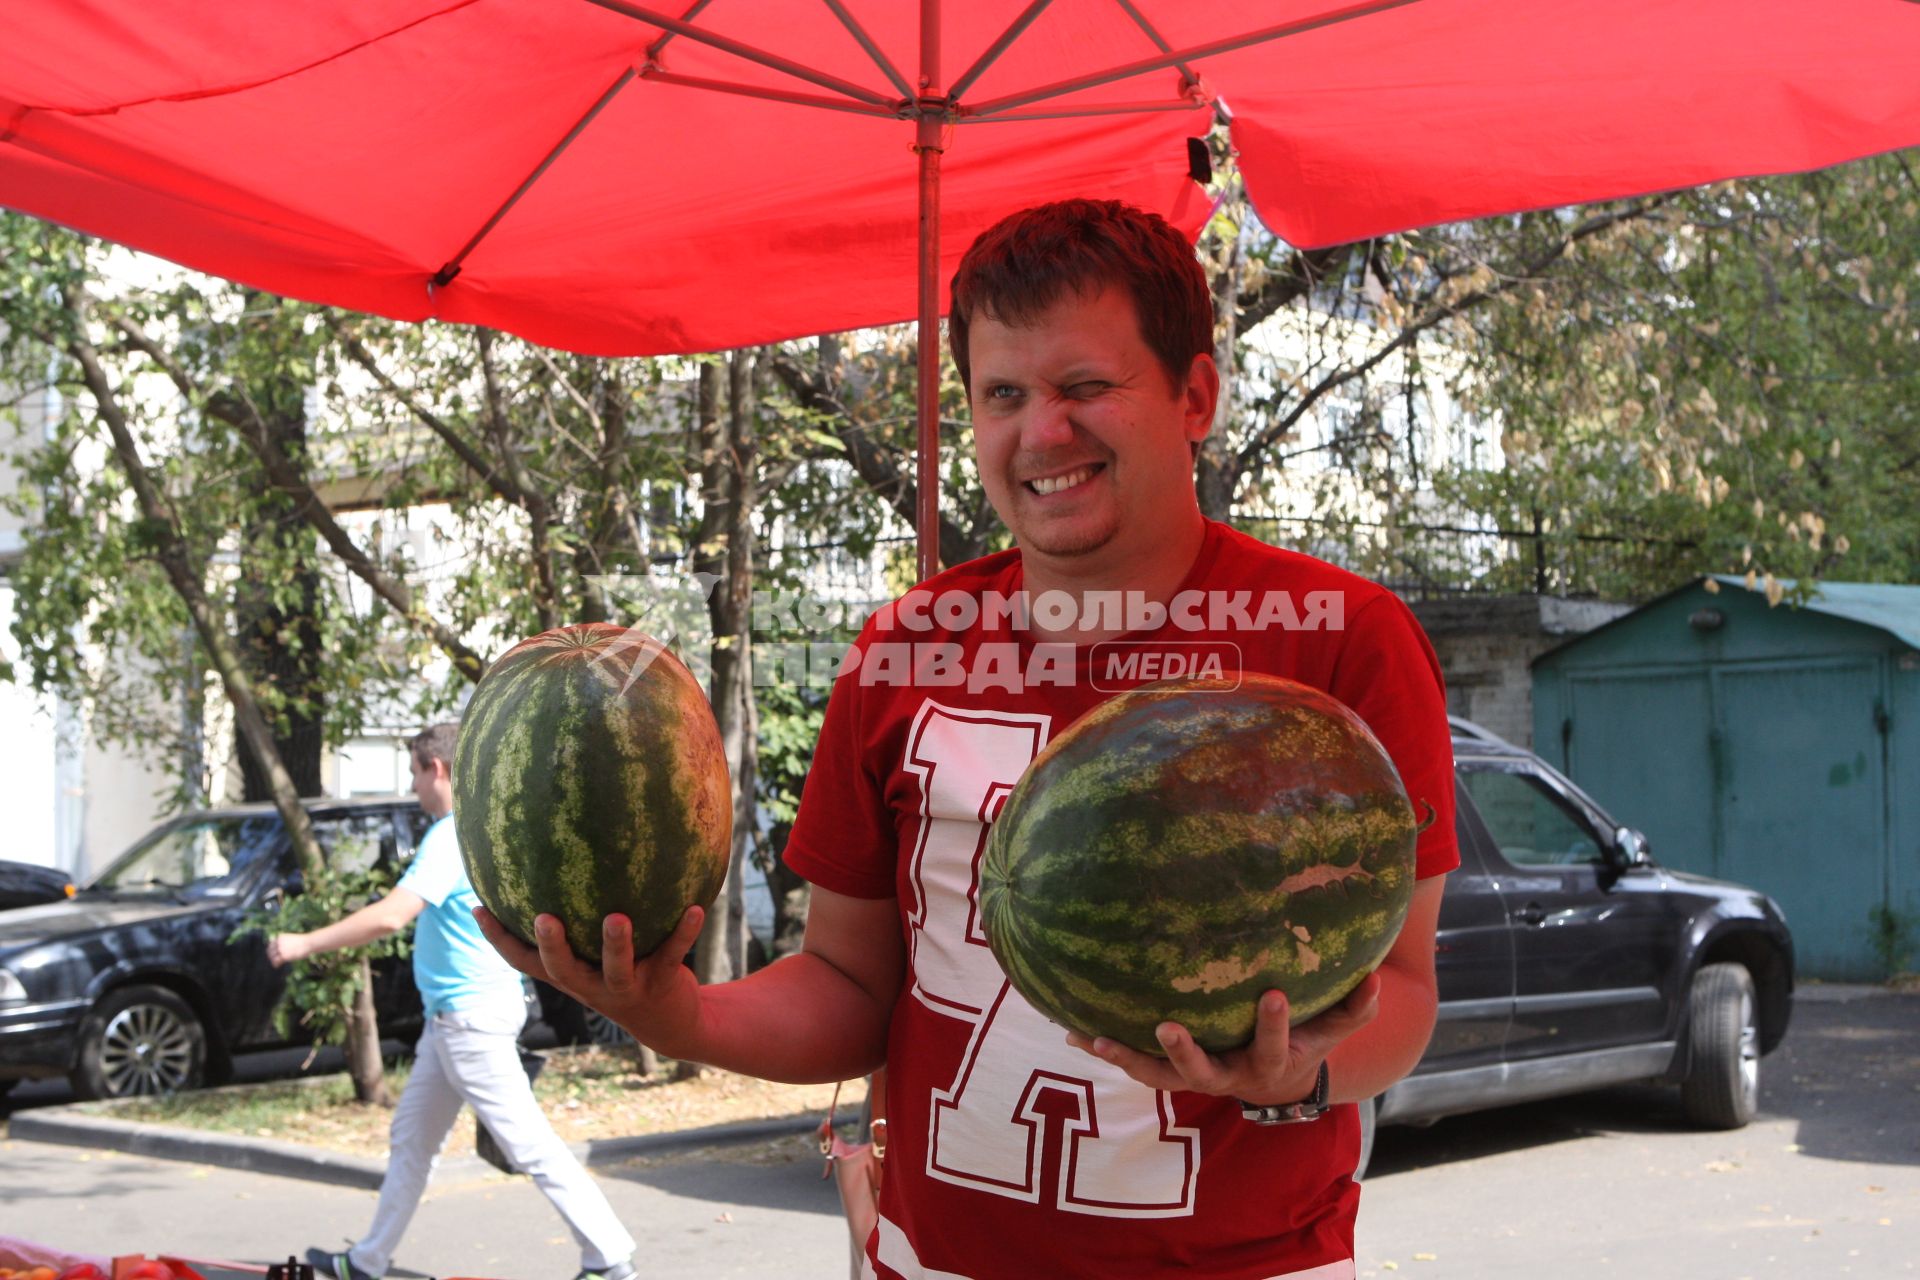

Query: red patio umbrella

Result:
[3,0,1917,578]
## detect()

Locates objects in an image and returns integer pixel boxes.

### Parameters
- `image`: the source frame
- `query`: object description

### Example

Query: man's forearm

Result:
[299,899,408,958]
[1322,959,1437,1104]
[640,951,892,1084]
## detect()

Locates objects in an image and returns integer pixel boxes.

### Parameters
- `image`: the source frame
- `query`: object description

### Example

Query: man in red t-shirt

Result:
[483,200,1457,1280]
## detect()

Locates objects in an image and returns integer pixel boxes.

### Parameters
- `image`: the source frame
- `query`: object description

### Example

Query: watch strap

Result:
[1238,1061,1330,1125]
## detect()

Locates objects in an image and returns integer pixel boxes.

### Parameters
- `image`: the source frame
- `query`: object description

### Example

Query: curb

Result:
[10,1108,397,1189]
[10,1106,826,1188]
[1794,983,1907,1003]
[581,1112,825,1163]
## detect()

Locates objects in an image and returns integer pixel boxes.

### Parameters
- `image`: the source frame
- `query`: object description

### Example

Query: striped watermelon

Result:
[453,623,731,963]
[980,674,1418,1055]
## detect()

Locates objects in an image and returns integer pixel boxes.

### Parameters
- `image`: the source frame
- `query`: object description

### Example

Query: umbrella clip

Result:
[1181,75,1215,109]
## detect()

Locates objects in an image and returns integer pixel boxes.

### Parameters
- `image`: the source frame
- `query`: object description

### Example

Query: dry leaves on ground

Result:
[80,1047,868,1161]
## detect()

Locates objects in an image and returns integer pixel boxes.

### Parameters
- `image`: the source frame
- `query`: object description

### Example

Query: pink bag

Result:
[817,1074,887,1279]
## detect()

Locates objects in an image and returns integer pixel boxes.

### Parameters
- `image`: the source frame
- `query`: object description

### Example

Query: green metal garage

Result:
[1532,576,1920,981]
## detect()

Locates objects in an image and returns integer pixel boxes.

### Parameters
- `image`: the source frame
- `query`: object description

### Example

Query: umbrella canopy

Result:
[5,0,1918,572]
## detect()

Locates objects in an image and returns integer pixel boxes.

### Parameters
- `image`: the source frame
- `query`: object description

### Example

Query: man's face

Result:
[967,285,1215,563]
[410,752,453,818]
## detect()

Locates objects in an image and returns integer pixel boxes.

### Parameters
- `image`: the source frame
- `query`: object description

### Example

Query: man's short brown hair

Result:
[948,199,1212,394]
[408,722,460,772]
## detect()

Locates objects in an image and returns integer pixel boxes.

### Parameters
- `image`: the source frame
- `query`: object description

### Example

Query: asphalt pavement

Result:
[1356,982,1920,1279]
[4,984,1915,1279]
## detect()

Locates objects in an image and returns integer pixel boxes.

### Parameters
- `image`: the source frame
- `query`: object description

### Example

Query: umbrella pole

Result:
[914,1,943,584]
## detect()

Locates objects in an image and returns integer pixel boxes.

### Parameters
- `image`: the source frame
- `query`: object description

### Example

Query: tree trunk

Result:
[682,350,761,1075]
[1197,222,1243,523]
[236,409,326,803]
[77,297,389,1105]
[767,823,810,961]
[347,958,393,1106]
[232,404,389,1103]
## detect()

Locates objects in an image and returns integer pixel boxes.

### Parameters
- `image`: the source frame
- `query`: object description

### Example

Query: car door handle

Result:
[1512,902,1547,926]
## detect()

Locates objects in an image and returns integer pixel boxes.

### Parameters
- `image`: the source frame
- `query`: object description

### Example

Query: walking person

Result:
[269,722,636,1280]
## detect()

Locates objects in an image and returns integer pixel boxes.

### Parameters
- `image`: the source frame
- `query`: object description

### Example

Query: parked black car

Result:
[0,859,75,912]
[1357,723,1795,1174]
[0,798,431,1099]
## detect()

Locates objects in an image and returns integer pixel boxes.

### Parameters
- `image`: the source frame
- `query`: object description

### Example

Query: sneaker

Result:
[306,1248,379,1280]
[574,1264,636,1280]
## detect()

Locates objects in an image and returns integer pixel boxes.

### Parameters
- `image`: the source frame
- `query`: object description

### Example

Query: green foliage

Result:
[0,216,419,805]
[1437,152,1920,599]
[752,679,825,836]
[1867,903,1917,980]
[229,863,410,1046]
[1188,152,1920,601]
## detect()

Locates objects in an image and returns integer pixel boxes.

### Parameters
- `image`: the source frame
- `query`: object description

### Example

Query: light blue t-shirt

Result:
[397,814,522,1015]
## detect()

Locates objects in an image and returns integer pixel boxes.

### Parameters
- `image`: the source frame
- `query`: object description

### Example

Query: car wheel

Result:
[1680,962,1760,1130]
[71,984,207,1100]
[1353,1095,1377,1182]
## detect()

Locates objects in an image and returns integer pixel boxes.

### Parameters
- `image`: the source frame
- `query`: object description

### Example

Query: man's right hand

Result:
[475,904,706,1058]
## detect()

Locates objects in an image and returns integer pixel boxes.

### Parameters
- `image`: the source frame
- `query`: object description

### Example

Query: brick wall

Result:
[1407,596,1631,748]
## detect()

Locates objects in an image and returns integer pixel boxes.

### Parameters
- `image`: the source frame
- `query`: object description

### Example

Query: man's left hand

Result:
[1065,970,1380,1104]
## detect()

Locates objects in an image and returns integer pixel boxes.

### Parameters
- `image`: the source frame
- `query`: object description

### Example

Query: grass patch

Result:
[70,1046,862,1159]
[80,1069,401,1131]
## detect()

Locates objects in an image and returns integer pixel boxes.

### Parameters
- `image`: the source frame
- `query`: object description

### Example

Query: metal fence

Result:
[747,513,1692,606]
[1230,511,1696,602]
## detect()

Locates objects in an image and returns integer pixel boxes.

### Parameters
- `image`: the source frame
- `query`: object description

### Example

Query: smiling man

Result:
[483,200,1458,1280]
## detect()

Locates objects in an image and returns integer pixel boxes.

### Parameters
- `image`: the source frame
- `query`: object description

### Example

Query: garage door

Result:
[1716,661,1886,980]
[1566,671,1716,877]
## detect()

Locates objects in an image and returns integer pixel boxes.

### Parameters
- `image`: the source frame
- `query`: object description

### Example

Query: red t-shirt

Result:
[784,521,1458,1280]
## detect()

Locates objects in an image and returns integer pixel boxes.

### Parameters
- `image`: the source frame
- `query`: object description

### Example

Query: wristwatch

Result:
[1238,1062,1330,1125]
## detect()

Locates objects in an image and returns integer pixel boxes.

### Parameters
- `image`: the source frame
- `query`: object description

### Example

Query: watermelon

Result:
[453,623,731,963]
[979,674,1419,1056]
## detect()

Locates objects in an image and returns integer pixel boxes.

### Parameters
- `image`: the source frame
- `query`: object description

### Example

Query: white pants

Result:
[348,994,636,1278]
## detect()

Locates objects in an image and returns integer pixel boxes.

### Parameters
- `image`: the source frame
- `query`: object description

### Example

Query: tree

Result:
[2,217,945,1087]
[0,220,403,1102]
[1436,151,1920,599]
[1201,183,1673,572]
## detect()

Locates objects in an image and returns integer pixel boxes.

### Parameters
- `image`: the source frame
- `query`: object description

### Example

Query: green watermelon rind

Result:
[980,674,1419,1056]
[453,624,732,964]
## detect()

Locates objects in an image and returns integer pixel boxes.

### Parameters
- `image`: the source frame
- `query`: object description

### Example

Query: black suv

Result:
[0,798,430,1099]
[1357,723,1795,1174]
[0,859,75,912]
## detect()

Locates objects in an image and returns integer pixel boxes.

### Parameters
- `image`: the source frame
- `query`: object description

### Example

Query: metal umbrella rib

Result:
[964,0,1422,119]
[947,0,1057,103]
[821,0,917,101]
[432,68,639,289]
[584,0,898,108]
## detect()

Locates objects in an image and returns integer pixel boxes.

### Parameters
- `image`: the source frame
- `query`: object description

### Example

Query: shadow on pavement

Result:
[595,1130,849,1218]
[1365,987,1920,1178]
[1366,1086,1681,1181]
[1768,988,1920,1168]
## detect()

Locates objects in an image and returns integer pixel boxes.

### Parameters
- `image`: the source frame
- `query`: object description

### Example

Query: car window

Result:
[315,812,399,876]
[1461,767,1606,869]
[91,816,286,897]
[398,806,436,855]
